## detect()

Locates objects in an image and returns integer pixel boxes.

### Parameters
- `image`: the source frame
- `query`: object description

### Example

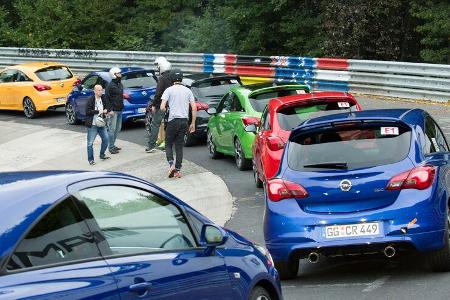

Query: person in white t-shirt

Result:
[160,69,196,178]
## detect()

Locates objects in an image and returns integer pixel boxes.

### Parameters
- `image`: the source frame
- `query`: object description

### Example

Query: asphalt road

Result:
[2,95,450,299]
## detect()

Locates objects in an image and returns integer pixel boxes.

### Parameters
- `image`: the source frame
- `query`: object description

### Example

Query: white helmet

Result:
[154,57,171,75]
[109,67,121,79]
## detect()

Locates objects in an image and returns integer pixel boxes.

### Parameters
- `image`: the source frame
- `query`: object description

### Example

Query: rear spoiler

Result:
[248,84,311,98]
[290,117,411,142]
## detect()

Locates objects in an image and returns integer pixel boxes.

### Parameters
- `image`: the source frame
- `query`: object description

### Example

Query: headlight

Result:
[254,244,274,267]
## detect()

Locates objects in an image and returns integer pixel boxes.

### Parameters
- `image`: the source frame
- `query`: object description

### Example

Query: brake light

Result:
[195,102,209,111]
[123,93,130,100]
[266,136,285,151]
[72,79,81,86]
[386,166,436,190]
[266,178,308,202]
[33,84,51,92]
[242,117,260,126]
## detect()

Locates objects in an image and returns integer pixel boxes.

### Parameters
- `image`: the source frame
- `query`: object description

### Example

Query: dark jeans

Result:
[87,125,109,161]
[165,118,188,170]
[148,109,165,149]
[107,111,122,150]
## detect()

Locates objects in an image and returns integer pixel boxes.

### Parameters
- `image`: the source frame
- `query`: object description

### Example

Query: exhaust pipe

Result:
[308,252,320,263]
[383,246,396,258]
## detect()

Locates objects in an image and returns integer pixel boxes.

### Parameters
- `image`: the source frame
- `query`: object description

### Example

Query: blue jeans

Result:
[87,125,109,162]
[107,111,122,150]
[148,109,165,149]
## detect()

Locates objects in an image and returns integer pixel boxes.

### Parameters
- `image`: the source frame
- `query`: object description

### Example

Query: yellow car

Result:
[0,62,79,118]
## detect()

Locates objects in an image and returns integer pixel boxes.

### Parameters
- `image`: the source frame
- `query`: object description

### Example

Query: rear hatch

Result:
[122,70,157,105]
[284,120,414,213]
[34,65,76,97]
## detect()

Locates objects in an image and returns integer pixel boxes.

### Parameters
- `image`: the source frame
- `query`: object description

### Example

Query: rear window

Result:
[278,101,358,130]
[35,66,73,81]
[288,124,411,170]
[122,72,157,89]
[250,89,308,112]
[192,83,240,99]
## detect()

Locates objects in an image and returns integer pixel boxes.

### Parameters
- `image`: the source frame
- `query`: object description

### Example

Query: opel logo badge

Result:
[60,82,64,87]
[142,91,147,96]
[340,179,352,192]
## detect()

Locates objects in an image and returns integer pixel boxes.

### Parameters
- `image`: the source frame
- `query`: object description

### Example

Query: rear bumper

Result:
[122,101,147,121]
[34,95,68,111]
[264,188,447,262]
[240,132,256,159]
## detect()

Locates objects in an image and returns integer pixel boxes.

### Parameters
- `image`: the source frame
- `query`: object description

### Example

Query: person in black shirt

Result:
[105,67,124,154]
[145,57,172,153]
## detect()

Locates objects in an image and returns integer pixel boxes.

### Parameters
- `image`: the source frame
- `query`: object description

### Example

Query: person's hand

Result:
[189,123,195,133]
[151,106,156,113]
[103,109,108,114]
[108,111,114,116]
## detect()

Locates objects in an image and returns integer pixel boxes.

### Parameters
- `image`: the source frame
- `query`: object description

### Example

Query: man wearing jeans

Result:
[105,67,124,154]
[160,69,196,178]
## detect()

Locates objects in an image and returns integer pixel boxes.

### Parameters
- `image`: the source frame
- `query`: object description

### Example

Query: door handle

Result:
[129,282,152,294]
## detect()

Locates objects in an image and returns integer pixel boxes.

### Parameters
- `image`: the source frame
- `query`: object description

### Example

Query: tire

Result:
[145,111,152,136]
[65,103,80,125]
[234,138,252,171]
[23,97,37,119]
[249,286,271,300]
[428,207,450,272]
[184,132,196,147]
[274,259,299,280]
[253,159,263,188]
[207,131,222,159]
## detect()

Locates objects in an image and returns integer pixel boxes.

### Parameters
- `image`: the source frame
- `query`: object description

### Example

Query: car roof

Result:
[232,83,311,98]
[6,62,67,71]
[269,91,357,110]
[0,171,191,263]
[290,108,424,138]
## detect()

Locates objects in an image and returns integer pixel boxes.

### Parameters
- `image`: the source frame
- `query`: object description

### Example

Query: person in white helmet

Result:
[105,67,123,154]
[145,57,173,153]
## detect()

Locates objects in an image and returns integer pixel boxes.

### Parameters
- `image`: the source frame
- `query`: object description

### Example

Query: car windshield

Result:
[288,124,411,170]
[35,66,73,81]
[249,89,308,112]
[277,101,358,130]
[122,71,157,89]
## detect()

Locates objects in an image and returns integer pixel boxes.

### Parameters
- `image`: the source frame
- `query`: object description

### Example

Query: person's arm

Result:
[189,91,196,133]
[160,88,170,111]
[104,85,113,115]
[160,99,167,111]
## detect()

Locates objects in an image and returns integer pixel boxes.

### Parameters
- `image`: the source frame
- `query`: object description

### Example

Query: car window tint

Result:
[82,76,99,90]
[76,186,196,256]
[249,89,305,112]
[35,66,73,81]
[277,101,358,130]
[425,115,449,153]
[6,198,100,271]
[217,93,232,113]
[0,69,18,83]
[16,71,31,82]
[230,94,244,112]
[260,108,269,131]
[121,72,157,89]
[288,124,412,170]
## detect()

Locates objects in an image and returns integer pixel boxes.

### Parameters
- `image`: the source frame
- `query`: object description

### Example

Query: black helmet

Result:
[171,68,183,83]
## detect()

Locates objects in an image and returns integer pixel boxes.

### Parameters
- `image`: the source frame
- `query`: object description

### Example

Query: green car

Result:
[206,83,311,170]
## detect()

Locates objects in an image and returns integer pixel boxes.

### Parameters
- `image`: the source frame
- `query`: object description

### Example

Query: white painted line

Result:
[362,275,391,293]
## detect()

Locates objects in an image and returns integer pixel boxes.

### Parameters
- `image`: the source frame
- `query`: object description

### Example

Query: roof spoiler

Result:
[248,84,311,98]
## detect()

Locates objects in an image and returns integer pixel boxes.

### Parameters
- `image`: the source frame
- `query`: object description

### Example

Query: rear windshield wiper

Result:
[303,162,348,169]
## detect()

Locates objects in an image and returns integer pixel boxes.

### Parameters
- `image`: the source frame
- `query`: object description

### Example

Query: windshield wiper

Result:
[303,162,348,169]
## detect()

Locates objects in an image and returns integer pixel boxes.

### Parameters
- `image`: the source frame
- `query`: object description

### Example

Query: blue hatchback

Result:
[0,171,281,299]
[65,67,157,124]
[264,109,450,279]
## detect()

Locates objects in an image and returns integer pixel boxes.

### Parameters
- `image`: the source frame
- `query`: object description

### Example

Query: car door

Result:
[213,93,233,151]
[0,69,17,109]
[422,114,450,174]
[73,182,234,300]
[255,107,270,177]
[6,70,33,109]
[223,93,247,151]
[72,75,100,120]
[0,197,120,299]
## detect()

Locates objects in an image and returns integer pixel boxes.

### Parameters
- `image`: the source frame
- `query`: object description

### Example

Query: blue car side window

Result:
[6,198,101,271]
[75,185,197,257]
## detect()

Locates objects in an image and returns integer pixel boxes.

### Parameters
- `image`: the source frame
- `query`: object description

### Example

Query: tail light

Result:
[72,79,81,86]
[242,117,260,127]
[33,84,51,92]
[386,166,436,191]
[266,178,308,202]
[123,93,130,100]
[195,102,209,111]
[266,136,285,151]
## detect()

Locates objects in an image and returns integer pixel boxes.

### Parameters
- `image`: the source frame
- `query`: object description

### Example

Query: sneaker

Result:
[100,155,110,160]
[145,148,157,153]
[89,160,96,165]
[168,165,176,178]
[114,146,122,151]
[109,149,119,154]
[157,142,165,149]
[173,171,182,178]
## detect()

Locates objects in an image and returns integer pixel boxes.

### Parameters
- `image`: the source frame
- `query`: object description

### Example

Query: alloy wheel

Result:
[23,98,36,118]
[66,104,76,124]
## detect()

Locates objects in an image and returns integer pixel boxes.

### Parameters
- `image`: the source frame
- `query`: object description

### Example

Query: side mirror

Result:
[200,224,227,248]
[244,124,257,133]
[207,107,217,115]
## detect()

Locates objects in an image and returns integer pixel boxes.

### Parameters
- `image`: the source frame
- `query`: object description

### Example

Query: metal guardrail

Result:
[0,47,448,102]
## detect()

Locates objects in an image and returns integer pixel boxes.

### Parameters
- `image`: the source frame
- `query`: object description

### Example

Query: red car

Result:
[251,92,362,187]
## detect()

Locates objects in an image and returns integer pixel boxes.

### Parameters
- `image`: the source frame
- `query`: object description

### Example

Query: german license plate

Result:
[137,108,146,113]
[325,222,380,239]
[56,97,66,103]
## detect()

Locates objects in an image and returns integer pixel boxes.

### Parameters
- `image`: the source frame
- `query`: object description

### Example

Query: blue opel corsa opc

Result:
[65,67,157,124]
[264,109,450,279]
[0,171,281,300]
